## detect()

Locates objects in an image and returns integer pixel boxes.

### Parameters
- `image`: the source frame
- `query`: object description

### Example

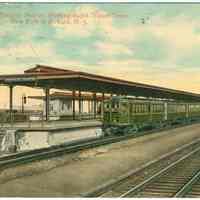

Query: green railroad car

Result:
[188,103,200,120]
[103,97,200,136]
[167,103,187,124]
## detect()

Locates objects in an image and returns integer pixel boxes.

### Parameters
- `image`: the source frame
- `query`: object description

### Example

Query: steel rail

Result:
[0,135,128,169]
[120,146,200,197]
[174,170,200,197]
[83,137,200,197]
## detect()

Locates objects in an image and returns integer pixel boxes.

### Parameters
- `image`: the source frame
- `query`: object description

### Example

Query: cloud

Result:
[54,5,113,38]
[0,41,58,67]
[175,45,200,68]
[94,57,200,94]
[52,5,200,65]
[0,43,50,57]
[130,32,169,61]
[95,41,132,57]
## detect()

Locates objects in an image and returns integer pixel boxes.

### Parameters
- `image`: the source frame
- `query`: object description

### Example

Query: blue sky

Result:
[0,3,200,108]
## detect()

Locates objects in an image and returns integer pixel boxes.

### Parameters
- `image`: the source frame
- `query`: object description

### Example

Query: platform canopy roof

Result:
[0,64,200,102]
[28,91,110,101]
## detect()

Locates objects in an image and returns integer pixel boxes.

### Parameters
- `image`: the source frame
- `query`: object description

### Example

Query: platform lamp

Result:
[21,93,26,113]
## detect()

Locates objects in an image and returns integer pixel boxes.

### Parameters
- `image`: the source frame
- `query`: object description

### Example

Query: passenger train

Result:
[103,97,200,136]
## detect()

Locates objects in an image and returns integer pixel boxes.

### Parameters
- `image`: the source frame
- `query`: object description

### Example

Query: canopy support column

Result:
[88,100,90,113]
[72,90,76,120]
[101,93,105,119]
[93,93,96,119]
[78,91,81,120]
[81,99,84,115]
[45,88,50,121]
[9,85,13,122]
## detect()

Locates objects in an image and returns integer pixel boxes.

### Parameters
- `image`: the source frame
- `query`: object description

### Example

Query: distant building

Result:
[28,91,109,120]
[49,96,72,116]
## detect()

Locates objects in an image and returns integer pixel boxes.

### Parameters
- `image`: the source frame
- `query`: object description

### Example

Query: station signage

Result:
[5,77,36,83]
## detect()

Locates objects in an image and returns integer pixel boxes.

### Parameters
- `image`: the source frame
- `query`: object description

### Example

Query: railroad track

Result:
[0,122,199,171]
[184,176,200,197]
[0,135,125,170]
[0,124,174,170]
[95,144,200,198]
[121,146,200,198]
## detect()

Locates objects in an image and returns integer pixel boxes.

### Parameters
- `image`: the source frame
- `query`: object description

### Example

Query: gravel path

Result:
[0,123,200,197]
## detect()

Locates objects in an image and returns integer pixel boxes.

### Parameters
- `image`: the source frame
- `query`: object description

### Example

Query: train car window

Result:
[139,104,142,113]
[144,104,146,113]
[104,102,111,110]
[155,105,158,112]
[152,104,163,113]
[178,105,181,112]
[175,105,177,113]
[169,104,176,113]
[172,105,175,112]
[153,104,156,112]
[131,103,135,113]
[116,102,119,108]
[120,102,127,112]
[135,104,139,113]
[160,105,163,112]
[133,104,136,113]
[177,106,180,112]
[137,104,140,113]
[139,104,141,113]
[130,103,134,113]
[160,105,164,112]
[179,105,185,112]
[129,103,132,113]
[145,104,148,113]
[156,105,158,112]
[111,102,115,108]
[153,104,155,112]
[141,104,143,113]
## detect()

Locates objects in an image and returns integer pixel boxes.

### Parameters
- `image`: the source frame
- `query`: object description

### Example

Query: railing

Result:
[0,111,102,128]
[0,111,44,128]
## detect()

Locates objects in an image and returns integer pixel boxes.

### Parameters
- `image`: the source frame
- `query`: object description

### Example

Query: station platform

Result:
[0,120,102,152]
[0,119,102,131]
[0,123,200,197]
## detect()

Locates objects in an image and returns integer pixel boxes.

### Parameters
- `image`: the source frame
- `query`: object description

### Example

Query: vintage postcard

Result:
[0,1,200,198]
